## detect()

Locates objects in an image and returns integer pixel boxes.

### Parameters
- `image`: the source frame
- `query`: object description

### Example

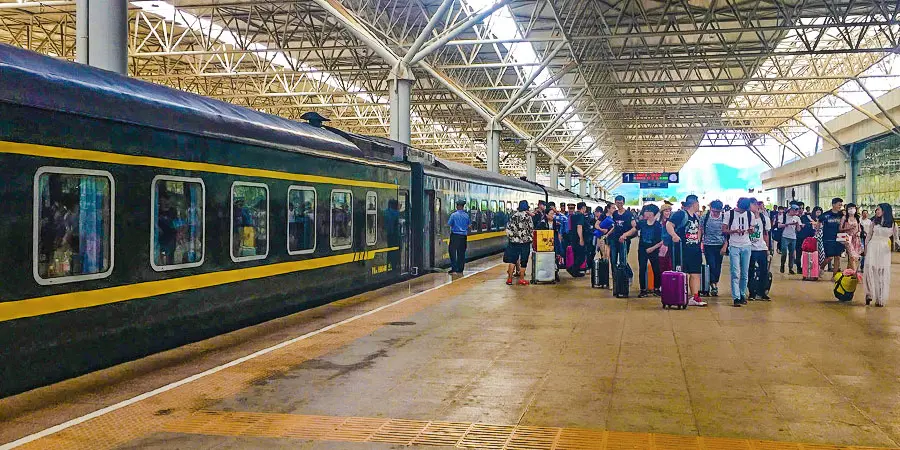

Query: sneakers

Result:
[688,296,708,307]
[506,277,513,285]
[733,299,742,307]
[740,297,748,305]
[518,279,530,286]
[710,285,719,297]
[748,295,757,301]
[760,294,771,301]
[653,289,662,297]
[780,266,785,274]
[789,269,796,275]
[638,290,649,298]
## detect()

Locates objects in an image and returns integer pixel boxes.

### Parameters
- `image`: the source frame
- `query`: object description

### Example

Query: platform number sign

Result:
[622,172,679,184]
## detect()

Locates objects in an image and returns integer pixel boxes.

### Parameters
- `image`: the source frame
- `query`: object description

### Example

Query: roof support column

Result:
[579,178,587,197]
[388,62,414,145]
[549,162,559,190]
[77,0,127,74]
[486,119,502,173]
[525,144,538,181]
[564,171,572,191]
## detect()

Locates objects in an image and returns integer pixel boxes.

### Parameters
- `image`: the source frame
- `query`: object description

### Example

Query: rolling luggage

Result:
[531,251,559,284]
[533,230,554,252]
[698,264,711,296]
[801,250,819,281]
[661,244,688,309]
[613,264,629,298]
[565,245,575,269]
[833,269,861,302]
[592,258,610,288]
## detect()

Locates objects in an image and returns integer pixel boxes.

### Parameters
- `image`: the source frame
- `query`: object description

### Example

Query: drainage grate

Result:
[163,410,899,450]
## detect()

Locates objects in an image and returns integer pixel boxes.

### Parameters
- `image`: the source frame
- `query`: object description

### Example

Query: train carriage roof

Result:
[0,44,361,157]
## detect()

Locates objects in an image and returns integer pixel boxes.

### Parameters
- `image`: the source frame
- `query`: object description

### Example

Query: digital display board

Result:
[622,172,679,184]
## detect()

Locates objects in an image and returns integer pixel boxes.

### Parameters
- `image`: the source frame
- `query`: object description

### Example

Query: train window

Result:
[469,200,478,233]
[231,182,269,262]
[288,186,316,255]
[480,200,489,231]
[331,190,353,250]
[151,176,204,271]
[34,167,114,285]
[365,191,377,246]
[490,200,498,231]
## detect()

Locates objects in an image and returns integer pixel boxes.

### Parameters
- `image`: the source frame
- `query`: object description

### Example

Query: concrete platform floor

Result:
[2,254,900,450]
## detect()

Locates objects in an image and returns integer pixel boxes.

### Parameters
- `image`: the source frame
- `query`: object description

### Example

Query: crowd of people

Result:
[451,193,899,308]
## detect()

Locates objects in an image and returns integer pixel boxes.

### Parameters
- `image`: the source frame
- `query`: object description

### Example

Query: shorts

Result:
[503,242,531,267]
[824,240,844,258]
[680,245,703,274]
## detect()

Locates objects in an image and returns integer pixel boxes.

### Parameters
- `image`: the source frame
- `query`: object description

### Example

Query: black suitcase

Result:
[613,264,629,298]
[592,258,610,288]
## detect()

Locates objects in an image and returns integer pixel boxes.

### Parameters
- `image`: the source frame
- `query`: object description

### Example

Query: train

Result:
[0,43,603,396]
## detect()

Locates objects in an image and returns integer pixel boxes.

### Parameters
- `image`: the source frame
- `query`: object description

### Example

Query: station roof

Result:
[1,0,898,189]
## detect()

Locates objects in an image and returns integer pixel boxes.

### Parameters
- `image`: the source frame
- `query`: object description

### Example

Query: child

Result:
[637,204,663,297]
[596,213,614,260]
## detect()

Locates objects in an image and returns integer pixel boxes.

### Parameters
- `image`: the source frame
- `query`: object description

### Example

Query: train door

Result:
[433,196,443,268]
[424,190,435,271]
[398,190,410,275]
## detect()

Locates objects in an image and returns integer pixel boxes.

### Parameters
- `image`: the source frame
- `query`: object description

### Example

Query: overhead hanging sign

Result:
[623,172,679,184]
[640,182,669,189]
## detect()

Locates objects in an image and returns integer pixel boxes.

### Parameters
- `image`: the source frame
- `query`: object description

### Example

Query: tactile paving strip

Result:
[163,410,899,450]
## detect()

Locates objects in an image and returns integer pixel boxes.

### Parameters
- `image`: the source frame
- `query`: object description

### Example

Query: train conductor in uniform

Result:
[448,199,471,274]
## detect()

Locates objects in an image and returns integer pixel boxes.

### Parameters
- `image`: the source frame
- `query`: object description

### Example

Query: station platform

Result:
[2,255,900,450]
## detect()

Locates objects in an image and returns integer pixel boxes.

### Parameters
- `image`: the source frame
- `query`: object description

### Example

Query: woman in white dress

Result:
[864,203,898,307]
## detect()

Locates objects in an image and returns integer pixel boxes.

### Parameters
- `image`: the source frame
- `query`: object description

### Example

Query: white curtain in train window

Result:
[36,171,111,280]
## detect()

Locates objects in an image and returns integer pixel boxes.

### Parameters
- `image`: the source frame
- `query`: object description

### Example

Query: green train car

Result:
[0,43,600,396]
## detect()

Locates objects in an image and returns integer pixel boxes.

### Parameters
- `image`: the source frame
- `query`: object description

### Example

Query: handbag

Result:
[836,233,849,243]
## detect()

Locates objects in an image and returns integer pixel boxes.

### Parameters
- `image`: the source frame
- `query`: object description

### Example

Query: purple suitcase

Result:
[661,271,688,309]
[661,243,688,309]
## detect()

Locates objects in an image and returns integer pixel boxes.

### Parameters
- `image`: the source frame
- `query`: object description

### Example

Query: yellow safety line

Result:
[0,141,399,189]
[0,247,398,322]
[162,410,900,450]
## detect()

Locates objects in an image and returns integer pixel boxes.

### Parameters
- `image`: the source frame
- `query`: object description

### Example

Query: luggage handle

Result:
[676,241,684,272]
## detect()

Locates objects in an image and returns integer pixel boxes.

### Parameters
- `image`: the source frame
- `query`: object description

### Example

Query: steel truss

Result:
[1,0,898,186]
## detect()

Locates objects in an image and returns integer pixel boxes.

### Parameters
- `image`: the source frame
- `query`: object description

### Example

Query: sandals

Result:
[518,279,530,286]
[506,277,513,285]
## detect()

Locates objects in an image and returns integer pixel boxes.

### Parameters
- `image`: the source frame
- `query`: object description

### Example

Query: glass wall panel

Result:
[857,133,900,214]
[817,178,846,210]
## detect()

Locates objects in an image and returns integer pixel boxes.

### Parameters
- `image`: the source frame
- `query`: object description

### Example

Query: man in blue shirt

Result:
[448,199,471,274]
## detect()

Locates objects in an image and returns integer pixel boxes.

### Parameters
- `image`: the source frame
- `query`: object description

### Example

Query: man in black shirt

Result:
[609,195,637,270]
[819,197,845,277]
[567,203,586,277]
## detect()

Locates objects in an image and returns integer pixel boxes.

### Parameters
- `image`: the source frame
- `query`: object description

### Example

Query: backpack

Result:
[727,209,752,231]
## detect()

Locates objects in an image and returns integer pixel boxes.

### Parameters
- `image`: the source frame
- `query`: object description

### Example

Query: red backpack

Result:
[801,237,818,253]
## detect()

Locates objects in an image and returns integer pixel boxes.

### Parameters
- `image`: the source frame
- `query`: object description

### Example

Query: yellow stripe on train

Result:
[440,230,507,244]
[0,247,399,323]
[0,141,399,189]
